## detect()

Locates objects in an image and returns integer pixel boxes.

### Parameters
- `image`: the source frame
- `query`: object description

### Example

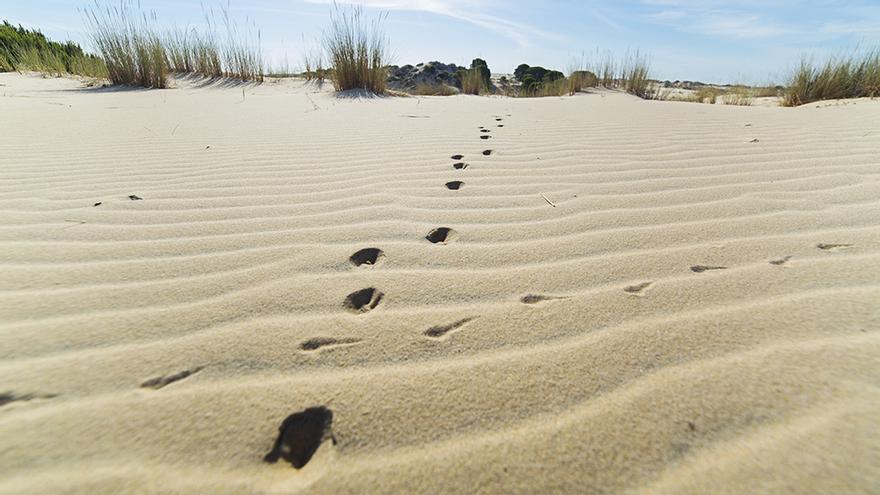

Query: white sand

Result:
[1,73,879,494]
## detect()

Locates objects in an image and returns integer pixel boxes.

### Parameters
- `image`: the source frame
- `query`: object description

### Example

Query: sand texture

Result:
[1,73,879,494]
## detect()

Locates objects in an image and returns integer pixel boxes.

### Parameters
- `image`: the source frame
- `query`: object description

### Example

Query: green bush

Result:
[0,20,106,77]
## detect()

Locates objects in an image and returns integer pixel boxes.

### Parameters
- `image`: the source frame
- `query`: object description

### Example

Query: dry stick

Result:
[540,193,557,208]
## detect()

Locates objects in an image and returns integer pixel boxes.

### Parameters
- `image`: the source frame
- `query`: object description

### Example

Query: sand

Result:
[1,72,879,494]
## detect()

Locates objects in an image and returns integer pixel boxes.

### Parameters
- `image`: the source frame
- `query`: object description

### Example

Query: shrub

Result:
[0,20,107,77]
[457,58,492,95]
[783,49,880,106]
[568,70,598,95]
[323,4,389,93]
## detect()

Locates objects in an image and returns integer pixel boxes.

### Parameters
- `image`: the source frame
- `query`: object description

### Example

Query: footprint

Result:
[480,129,491,133]
[128,194,143,201]
[480,135,492,140]
[264,406,335,469]
[817,243,853,252]
[93,201,102,207]
[445,181,464,190]
[424,317,477,338]
[0,392,57,407]
[450,154,464,160]
[623,281,653,296]
[299,337,361,352]
[343,288,383,314]
[520,294,568,305]
[482,150,493,156]
[769,256,793,266]
[453,162,468,170]
[426,227,457,244]
[690,265,728,273]
[497,124,504,127]
[141,367,204,389]
[495,118,503,122]
[349,248,384,267]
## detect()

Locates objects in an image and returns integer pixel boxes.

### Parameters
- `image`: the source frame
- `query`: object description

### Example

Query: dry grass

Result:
[323,4,389,93]
[85,2,167,88]
[410,83,457,96]
[460,68,487,95]
[621,51,652,98]
[85,1,263,88]
[783,49,880,106]
[722,86,755,106]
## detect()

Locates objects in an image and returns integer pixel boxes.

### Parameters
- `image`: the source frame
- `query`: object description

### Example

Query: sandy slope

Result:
[0,73,878,494]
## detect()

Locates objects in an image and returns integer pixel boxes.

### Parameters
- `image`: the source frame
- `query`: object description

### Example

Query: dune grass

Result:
[323,4,388,93]
[722,85,755,106]
[410,83,457,96]
[460,68,487,95]
[84,1,263,88]
[783,49,880,106]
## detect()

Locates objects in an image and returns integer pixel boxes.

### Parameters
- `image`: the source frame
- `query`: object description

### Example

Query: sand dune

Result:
[1,73,878,494]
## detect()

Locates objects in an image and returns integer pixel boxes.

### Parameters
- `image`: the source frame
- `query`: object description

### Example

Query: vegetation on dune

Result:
[0,20,106,77]
[783,49,880,106]
[323,3,388,93]
[84,0,264,88]
[458,58,492,95]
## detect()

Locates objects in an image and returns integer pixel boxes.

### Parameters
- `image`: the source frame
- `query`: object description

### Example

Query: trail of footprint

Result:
[769,256,793,266]
[264,406,335,469]
[141,366,204,389]
[623,281,653,296]
[426,227,457,244]
[299,337,362,352]
[0,392,57,407]
[349,248,384,267]
[343,288,383,314]
[817,243,853,252]
[424,317,478,339]
[690,265,728,273]
[445,181,464,190]
[520,294,569,305]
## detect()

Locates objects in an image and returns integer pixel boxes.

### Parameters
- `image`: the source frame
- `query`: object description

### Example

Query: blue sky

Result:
[3,0,879,84]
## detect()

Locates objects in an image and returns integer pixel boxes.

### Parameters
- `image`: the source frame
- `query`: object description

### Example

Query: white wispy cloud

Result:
[641,0,789,39]
[302,0,563,47]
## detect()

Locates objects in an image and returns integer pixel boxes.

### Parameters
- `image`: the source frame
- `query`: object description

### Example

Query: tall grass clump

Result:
[722,85,755,106]
[323,4,389,93]
[783,49,880,106]
[0,20,107,77]
[621,51,653,98]
[85,2,167,87]
[85,1,264,88]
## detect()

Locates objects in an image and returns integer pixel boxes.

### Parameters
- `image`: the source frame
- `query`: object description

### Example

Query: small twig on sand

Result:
[540,193,557,208]
[171,124,180,136]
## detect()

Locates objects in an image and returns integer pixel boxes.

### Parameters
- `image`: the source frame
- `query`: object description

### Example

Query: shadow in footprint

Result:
[0,392,57,407]
[480,129,491,133]
[141,367,204,389]
[344,288,383,314]
[264,406,335,469]
[480,135,492,140]
[521,294,568,305]
[445,181,464,190]
[624,282,653,296]
[482,150,493,156]
[769,256,793,266]
[817,243,853,252]
[349,248,384,267]
[495,118,503,122]
[691,265,727,273]
[424,317,477,339]
[450,154,464,160]
[453,162,468,170]
[300,337,361,351]
[426,227,456,244]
